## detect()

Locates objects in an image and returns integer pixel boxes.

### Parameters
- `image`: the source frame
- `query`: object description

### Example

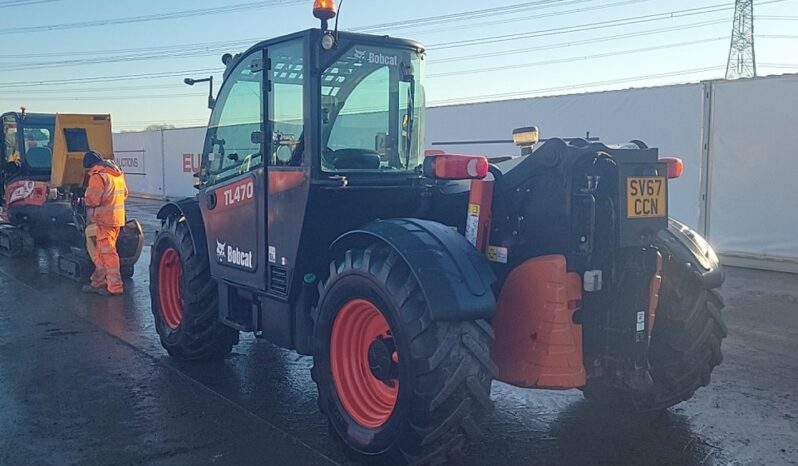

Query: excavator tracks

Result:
[0,224,35,257]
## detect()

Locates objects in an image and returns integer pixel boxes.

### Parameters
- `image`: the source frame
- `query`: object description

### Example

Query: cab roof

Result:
[1,112,56,127]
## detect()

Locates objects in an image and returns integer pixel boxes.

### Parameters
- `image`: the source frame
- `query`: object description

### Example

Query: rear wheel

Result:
[312,244,495,465]
[583,252,726,411]
[149,215,238,360]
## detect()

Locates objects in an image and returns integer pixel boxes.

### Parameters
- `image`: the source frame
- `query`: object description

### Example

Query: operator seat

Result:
[328,148,381,170]
[25,147,52,169]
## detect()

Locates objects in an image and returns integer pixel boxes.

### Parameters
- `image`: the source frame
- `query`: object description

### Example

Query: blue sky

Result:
[1,0,796,131]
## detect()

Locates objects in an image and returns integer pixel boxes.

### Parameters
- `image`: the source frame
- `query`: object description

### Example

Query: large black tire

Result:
[583,253,727,411]
[312,244,495,465]
[0,225,34,257]
[149,215,238,360]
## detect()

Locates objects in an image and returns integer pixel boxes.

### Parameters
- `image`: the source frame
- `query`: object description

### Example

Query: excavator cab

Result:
[1,112,63,254]
[1,112,56,183]
[0,111,143,280]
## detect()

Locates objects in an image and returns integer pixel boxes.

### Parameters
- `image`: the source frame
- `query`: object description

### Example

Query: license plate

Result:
[626,176,666,218]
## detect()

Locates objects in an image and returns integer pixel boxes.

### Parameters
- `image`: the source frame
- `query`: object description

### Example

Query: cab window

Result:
[320,45,425,174]
[3,117,18,164]
[269,40,305,167]
[23,127,53,169]
[204,52,264,185]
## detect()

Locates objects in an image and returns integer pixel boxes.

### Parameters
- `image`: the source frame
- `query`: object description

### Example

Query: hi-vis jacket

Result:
[85,163,128,227]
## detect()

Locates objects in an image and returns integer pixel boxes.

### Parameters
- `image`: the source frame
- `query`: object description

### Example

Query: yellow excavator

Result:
[0,110,143,279]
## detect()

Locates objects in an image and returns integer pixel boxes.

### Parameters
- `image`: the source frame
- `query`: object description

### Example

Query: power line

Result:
[0,36,724,95]
[0,0,62,8]
[756,15,798,19]
[0,0,786,102]
[1,1,750,76]
[0,36,728,96]
[434,19,728,63]
[0,67,222,88]
[429,66,725,105]
[0,2,600,69]
[428,37,727,78]
[0,93,206,102]
[0,0,306,36]
[1,7,710,73]
[759,62,798,68]
[0,45,241,71]
[0,83,188,95]
[392,0,653,36]
[427,0,787,50]
[351,0,575,32]
[0,37,261,60]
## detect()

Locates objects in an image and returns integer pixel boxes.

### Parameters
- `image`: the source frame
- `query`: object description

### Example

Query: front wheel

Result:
[149,215,238,360]
[312,244,495,465]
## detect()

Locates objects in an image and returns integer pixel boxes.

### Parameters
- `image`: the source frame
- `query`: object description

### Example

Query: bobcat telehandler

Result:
[149,2,726,464]
[0,110,143,279]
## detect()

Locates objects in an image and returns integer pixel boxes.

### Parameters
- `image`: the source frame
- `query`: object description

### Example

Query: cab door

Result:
[199,50,269,291]
[1,114,21,193]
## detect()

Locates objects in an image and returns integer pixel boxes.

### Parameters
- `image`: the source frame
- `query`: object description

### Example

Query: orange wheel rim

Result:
[330,299,399,429]
[158,248,183,330]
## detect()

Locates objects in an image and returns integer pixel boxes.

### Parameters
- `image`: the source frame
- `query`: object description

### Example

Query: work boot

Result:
[81,285,111,296]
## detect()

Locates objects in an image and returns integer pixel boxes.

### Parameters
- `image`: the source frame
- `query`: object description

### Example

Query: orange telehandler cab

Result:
[149,4,726,463]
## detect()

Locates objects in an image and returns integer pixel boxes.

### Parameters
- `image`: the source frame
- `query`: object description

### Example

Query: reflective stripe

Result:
[97,247,115,253]
[85,188,104,197]
[107,277,122,284]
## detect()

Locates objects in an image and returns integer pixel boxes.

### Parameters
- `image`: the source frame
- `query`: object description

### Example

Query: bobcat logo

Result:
[216,241,226,262]
[353,48,366,60]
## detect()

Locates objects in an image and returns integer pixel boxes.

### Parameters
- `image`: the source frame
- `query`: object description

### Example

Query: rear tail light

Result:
[661,157,683,179]
[423,152,489,180]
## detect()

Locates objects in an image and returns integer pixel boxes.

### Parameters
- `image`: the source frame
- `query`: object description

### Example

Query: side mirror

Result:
[251,131,262,145]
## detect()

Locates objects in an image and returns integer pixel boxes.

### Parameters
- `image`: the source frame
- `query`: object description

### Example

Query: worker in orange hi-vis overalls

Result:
[81,151,128,296]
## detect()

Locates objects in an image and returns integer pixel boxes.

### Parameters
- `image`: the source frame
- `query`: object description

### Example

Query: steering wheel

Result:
[326,148,381,170]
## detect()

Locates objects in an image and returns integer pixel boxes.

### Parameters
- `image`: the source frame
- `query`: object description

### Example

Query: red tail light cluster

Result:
[661,157,684,179]
[423,152,489,180]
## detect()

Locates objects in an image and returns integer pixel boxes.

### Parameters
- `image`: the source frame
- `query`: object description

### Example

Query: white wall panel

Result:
[113,130,163,198]
[708,75,798,262]
[162,127,206,199]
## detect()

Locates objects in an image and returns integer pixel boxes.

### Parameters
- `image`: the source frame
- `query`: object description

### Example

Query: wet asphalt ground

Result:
[0,198,796,466]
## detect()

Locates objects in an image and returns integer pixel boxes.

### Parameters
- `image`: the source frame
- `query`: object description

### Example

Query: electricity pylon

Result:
[726,0,756,80]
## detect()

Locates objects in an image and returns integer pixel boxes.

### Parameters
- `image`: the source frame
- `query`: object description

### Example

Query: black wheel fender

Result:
[657,218,724,289]
[156,197,207,255]
[332,218,497,322]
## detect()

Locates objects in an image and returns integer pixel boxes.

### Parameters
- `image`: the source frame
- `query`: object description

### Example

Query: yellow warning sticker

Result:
[487,245,508,264]
[468,204,480,216]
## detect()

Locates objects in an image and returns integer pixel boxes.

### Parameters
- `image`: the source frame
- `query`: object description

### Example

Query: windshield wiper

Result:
[401,62,415,170]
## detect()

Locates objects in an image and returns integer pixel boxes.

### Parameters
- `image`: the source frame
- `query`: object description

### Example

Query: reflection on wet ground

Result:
[0,198,795,465]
